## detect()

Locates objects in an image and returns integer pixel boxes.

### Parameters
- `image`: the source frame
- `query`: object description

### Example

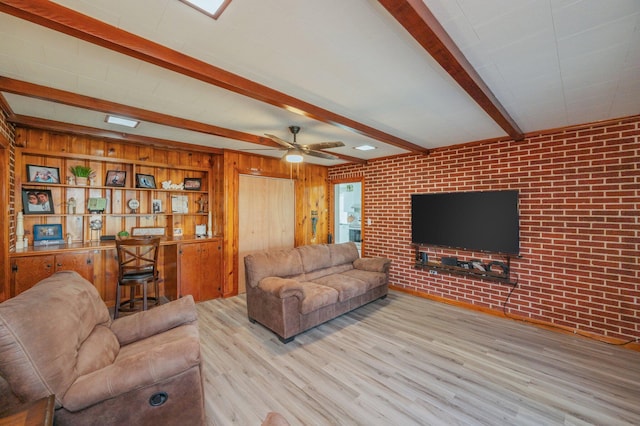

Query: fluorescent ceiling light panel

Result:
[354,145,376,151]
[180,0,230,19]
[106,115,139,128]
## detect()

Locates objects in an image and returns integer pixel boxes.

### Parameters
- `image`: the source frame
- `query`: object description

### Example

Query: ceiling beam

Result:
[0,77,270,146]
[0,77,367,164]
[0,0,428,154]
[378,0,524,141]
[10,115,224,154]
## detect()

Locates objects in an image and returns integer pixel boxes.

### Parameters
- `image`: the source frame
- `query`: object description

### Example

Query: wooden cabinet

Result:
[178,239,222,301]
[10,251,93,297]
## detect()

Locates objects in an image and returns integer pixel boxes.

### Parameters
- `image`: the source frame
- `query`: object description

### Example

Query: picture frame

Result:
[152,199,163,214]
[22,189,55,214]
[183,177,202,191]
[171,195,189,214]
[26,165,60,184]
[135,173,156,189]
[105,170,127,187]
[131,227,166,236]
[33,224,63,242]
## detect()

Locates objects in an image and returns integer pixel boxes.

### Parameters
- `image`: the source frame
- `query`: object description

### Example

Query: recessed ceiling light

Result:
[105,115,140,128]
[354,145,376,151]
[180,0,231,19]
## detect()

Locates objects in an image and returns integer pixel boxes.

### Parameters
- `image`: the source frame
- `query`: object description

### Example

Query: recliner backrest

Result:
[0,271,115,408]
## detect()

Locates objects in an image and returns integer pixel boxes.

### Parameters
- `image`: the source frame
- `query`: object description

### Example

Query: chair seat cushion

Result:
[62,324,200,411]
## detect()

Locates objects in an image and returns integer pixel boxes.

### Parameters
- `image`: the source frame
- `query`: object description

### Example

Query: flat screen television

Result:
[411,190,519,255]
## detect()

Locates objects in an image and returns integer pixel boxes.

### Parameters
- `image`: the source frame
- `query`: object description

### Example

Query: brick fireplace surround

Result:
[329,116,639,345]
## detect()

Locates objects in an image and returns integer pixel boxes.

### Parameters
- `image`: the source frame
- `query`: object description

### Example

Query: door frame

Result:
[329,177,365,256]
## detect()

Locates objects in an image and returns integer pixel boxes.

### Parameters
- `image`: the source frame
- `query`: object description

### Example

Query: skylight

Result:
[180,0,231,19]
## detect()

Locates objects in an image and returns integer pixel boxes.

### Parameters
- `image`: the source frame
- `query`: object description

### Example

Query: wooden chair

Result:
[114,236,161,318]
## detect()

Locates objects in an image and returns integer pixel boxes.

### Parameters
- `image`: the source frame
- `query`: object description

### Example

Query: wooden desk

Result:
[0,395,54,426]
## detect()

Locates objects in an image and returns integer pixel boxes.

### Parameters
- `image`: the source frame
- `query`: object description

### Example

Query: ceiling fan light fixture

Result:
[355,144,376,151]
[285,149,304,163]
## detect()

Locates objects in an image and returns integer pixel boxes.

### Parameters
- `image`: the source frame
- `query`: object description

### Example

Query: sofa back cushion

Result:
[244,248,304,288]
[0,271,113,405]
[297,244,332,272]
[330,242,360,266]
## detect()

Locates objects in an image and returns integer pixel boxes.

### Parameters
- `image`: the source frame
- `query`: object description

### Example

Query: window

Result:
[180,0,231,19]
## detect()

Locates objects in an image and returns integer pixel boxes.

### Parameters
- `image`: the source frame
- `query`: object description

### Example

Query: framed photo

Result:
[131,227,166,236]
[152,199,163,214]
[33,224,63,241]
[183,177,202,191]
[105,170,127,187]
[171,195,188,214]
[135,173,156,189]
[22,189,55,214]
[26,165,60,184]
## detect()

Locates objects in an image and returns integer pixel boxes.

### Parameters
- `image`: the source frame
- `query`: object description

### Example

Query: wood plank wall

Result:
[221,151,329,296]
[4,127,330,299]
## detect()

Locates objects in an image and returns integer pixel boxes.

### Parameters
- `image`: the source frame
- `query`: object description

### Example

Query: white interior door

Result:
[238,175,295,293]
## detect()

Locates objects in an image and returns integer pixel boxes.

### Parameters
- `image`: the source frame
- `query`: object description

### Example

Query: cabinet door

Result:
[55,251,94,283]
[200,241,222,300]
[178,243,201,301]
[10,255,55,297]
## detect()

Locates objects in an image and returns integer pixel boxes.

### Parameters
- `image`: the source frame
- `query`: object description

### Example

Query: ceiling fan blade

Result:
[265,133,295,149]
[304,150,340,160]
[301,141,345,150]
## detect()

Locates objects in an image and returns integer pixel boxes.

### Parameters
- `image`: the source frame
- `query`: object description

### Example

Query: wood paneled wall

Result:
[222,151,329,296]
[4,127,330,299]
[0,111,14,301]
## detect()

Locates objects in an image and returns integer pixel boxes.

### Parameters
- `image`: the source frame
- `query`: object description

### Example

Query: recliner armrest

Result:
[353,257,391,273]
[110,295,197,345]
[258,277,304,300]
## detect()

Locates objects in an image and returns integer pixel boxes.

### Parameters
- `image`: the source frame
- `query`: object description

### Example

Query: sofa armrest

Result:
[258,277,304,300]
[110,295,197,345]
[353,257,391,273]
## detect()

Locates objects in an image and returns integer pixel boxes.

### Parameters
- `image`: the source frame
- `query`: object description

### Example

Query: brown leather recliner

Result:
[0,271,205,425]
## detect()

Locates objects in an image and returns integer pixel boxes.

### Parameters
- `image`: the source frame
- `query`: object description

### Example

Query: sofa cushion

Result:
[244,248,304,288]
[341,269,389,290]
[311,274,369,302]
[0,271,111,406]
[329,242,360,266]
[304,263,353,282]
[298,244,332,272]
[299,283,339,315]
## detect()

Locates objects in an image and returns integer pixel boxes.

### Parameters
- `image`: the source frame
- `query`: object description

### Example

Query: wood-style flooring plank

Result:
[197,291,640,425]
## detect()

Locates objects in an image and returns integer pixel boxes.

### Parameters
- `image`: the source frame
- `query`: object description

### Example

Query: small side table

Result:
[0,395,54,426]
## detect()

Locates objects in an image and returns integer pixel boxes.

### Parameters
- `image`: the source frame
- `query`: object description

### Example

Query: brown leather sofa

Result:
[0,271,204,425]
[244,242,391,343]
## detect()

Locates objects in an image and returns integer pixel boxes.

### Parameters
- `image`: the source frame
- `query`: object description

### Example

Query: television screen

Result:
[411,190,519,254]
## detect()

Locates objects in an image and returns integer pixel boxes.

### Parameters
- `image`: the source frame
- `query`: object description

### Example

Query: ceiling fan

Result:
[265,126,345,162]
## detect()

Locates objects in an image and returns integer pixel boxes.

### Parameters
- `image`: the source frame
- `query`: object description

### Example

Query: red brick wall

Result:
[329,116,639,342]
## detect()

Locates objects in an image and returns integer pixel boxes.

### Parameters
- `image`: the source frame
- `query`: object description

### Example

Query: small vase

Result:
[75,176,88,186]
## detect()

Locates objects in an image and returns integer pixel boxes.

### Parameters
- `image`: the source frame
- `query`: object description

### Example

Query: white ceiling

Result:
[0,0,638,165]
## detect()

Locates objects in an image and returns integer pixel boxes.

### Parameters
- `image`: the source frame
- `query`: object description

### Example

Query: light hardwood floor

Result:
[196,291,640,426]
